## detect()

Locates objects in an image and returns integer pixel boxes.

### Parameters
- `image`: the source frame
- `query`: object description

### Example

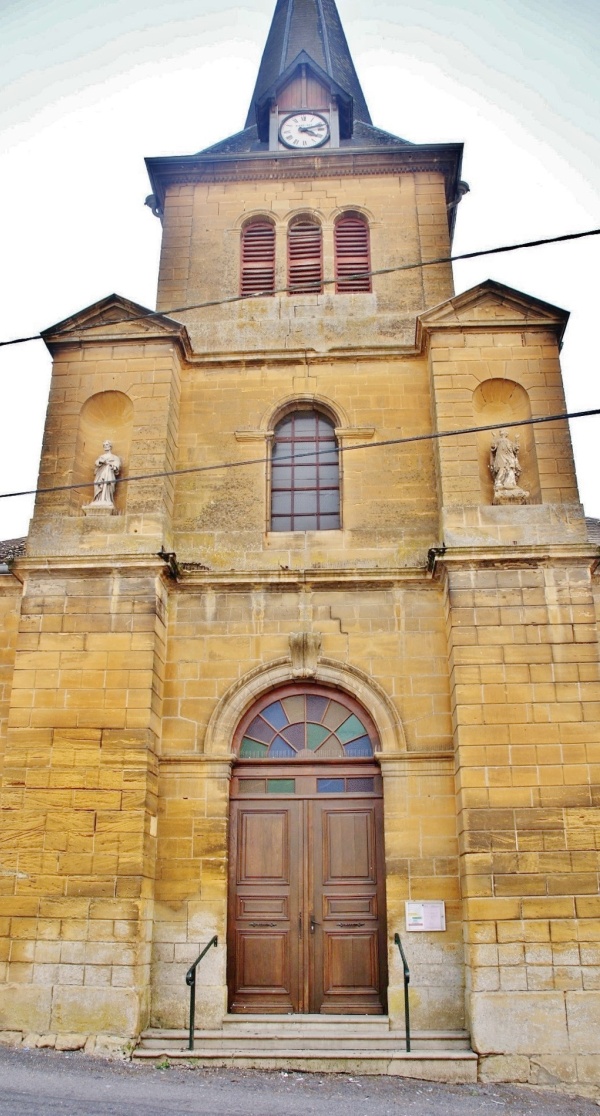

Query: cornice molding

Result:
[234,429,273,443]
[146,143,463,207]
[54,330,422,368]
[177,342,421,368]
[175,566,433,589]
[14,556,167,577]
[430,543,598,575]
[376,752,454,777]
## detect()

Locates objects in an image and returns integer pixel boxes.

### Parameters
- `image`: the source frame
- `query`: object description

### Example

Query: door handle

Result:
[310,915,319,934]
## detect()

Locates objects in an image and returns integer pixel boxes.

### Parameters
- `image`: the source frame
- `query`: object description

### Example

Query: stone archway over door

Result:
[226,684,388,1015]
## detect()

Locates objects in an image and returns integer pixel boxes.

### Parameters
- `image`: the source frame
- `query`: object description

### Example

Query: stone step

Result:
[132,1046,478,1082]
[222,1013,393,1034]
[137,1027,472,1052]
[138,1022,466,1044]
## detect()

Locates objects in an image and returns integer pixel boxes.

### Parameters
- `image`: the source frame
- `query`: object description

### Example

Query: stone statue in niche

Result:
[489,429,529,505]
[83,440,122,516]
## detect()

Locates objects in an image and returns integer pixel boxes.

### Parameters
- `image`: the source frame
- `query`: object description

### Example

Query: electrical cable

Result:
[0,227,598,350]
[0,407,598,502]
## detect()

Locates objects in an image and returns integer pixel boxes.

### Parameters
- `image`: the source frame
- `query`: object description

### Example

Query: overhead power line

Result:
[0,227,598,350]
[1,407,598,503]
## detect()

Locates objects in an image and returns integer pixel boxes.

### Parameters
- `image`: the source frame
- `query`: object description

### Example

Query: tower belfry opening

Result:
[0,0,598,1090]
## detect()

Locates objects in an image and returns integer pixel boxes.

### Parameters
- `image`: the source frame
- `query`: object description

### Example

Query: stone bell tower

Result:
[0,0,598,1087]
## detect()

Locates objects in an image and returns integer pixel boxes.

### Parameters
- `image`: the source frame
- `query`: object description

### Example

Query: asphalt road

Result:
[0,1047,598,1116]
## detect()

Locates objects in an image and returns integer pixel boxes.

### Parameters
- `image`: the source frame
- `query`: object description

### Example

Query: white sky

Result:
[0,0,598,539]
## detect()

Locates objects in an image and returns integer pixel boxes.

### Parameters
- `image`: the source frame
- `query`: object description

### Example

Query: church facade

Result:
[1,0,599,1086]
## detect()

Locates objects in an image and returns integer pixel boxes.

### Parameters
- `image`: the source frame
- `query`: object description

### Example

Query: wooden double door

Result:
[227,763,387,1014]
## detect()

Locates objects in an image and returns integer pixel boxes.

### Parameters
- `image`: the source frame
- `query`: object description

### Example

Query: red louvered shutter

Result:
[334,215,371,293]
[240,221,276,297]
[288,221,323,294]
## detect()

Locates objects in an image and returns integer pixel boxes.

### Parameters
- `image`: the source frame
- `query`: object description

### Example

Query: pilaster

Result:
[437,550,600,1067]
[0,560,168,1040]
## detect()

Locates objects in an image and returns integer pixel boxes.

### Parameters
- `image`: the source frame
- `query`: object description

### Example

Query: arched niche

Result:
[72,390,133,514]
[473,378,540,504]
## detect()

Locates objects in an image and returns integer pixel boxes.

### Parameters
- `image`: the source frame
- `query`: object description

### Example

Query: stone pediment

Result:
[41,293,191,352]
[416,279,569,347]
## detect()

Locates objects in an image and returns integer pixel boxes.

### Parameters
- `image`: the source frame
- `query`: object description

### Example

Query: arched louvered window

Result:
[240,220,276,297]
[288,219,322,294]
[334,213,371,293]
[271,410,340,532]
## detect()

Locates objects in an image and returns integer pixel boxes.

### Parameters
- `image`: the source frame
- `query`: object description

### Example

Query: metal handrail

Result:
[185,935,218,1051]
[394,932,411,1052]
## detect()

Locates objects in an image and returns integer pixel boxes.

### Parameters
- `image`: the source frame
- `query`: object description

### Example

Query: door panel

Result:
[323,808,374,881]
[326,932,379,990]
[236,931,289,991]
[312,799,385,1013]
[238,810,290,882]
[228,800,300,1012]
[228,766,387,1015]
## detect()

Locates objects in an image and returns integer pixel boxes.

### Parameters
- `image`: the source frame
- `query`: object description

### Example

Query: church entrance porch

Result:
[226,684,387,1015]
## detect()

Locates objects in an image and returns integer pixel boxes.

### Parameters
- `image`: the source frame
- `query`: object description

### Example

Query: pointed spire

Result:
[245,0,371,129]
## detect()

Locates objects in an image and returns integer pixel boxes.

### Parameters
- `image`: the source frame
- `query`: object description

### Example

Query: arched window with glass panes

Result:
[270,410,340,531]
[235,686,378,762]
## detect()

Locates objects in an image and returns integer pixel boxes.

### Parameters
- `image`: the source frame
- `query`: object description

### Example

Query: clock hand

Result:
[298,125,325,134]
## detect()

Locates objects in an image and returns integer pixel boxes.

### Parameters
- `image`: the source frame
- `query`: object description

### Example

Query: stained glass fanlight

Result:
[237,687,377,760]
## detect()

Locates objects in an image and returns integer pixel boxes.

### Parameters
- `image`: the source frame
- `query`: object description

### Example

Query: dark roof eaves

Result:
[146,141,464,215]
[148,140,463,173]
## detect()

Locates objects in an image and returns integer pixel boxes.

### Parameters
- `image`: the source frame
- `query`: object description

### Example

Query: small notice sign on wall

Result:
[405,900,446,932]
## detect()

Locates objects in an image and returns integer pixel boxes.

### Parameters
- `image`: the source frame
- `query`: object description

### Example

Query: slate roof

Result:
[245,0,372,128]
[200,118,411,156]
[0,537,26,562]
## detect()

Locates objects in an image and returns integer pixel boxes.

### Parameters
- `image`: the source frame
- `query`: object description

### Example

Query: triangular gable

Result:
[41,293,191,352]
[254,50,353,141]
[416,279,569,348]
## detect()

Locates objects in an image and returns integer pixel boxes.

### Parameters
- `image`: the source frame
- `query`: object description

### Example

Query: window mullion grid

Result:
[290,415,298,528]
[271,412,339,532]
[315,430,324,529]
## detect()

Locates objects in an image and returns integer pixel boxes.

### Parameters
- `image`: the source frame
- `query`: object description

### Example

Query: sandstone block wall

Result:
[0,567,166,1038]
[1,124,598,1093]
[443,556,600,1070]
[156,170,453,355]
[152,580,464,1032]
[0,578,20,773]
[424,294,586,549]
[171,352,439,568]
[28,331,183,559]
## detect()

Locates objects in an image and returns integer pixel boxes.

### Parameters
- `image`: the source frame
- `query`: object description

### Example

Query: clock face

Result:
[279,112,330,150]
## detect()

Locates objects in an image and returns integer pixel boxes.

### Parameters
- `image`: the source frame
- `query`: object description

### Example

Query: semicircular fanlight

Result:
[238,690,376,760]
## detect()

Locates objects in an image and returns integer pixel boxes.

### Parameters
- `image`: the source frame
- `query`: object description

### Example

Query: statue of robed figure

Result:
[83,440,122,515]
